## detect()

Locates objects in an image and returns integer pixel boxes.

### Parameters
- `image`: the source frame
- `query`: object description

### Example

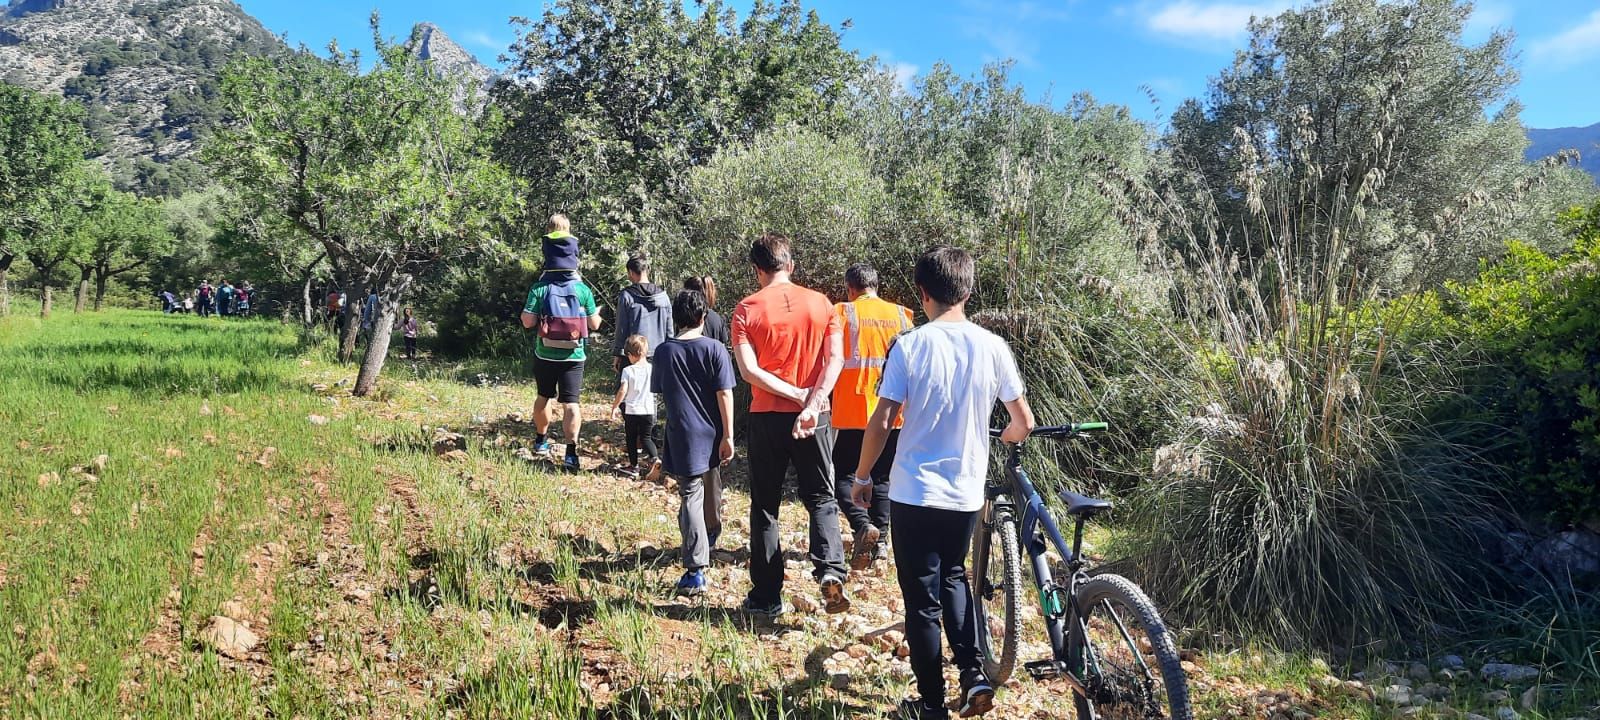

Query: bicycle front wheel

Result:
[1070,574,1192,720]
[969,502,1022,684]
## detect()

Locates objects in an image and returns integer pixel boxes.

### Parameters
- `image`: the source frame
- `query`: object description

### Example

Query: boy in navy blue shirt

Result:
[651,289,737,595]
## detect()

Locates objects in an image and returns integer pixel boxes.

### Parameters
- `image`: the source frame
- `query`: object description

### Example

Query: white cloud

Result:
[1462,1,1511,42]
[462,30,506,53]
[1146,1,1290,42]
[1530,9,1600,69]
[890,61,919,92]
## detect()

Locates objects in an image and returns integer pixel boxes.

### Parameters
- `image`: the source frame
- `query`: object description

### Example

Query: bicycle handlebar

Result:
[988,422,1109,440]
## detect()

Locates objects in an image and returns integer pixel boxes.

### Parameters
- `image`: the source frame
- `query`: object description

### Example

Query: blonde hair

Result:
[624,334,648,359]
[546,213,571,233]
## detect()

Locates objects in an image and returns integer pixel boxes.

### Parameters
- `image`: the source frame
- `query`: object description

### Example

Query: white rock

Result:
[1496,707,1521,720]
[199,616,259,659]
[1381,685,1412,705]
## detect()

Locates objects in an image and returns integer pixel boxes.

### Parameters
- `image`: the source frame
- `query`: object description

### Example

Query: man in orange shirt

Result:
[831,263,914,570]
[731,233,850,616]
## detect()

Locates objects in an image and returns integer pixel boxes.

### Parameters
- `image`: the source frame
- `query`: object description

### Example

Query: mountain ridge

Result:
[1526,121,1599,183]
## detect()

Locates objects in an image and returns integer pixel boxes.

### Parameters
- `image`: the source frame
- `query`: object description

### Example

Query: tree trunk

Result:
[41,284,52,318]
[93,270,108,311]
[353,276,409,397]
[74,266,91,314]
[0,252,13,316]
[337,293,362,363]
[301,273,315,327]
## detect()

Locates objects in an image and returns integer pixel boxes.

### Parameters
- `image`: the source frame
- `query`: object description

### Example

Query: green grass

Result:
[2,309,1592,719]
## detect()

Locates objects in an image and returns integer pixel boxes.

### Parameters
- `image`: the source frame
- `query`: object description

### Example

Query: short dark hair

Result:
[845,263,879,292]
[626,254,650,276]
[748,233,792,273]
[672,289,708,331]
[914,246,975,306]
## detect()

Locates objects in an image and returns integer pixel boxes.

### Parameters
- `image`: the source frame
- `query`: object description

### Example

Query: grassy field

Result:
[0,309,1589,719]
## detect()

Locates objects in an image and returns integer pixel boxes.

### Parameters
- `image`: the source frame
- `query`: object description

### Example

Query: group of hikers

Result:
[158,279,256,317]
[519,215,1033,719]
[320,290,422,360]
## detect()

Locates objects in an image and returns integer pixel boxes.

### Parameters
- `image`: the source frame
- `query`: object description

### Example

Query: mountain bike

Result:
[970,423,1192,720]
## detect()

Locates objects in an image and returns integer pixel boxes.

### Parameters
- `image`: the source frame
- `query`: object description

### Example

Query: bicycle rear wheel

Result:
[969,502,1022,684]
[1070,574,1192,720]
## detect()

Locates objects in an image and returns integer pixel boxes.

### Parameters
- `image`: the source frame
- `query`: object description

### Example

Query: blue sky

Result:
[234,1,1600,130]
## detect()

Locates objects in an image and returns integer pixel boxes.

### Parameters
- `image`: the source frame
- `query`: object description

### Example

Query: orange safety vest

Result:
[831,295,915,430]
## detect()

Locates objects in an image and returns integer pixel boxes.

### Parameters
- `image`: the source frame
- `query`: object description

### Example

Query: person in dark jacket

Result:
[612,254,672,372]
[683,275,730,345]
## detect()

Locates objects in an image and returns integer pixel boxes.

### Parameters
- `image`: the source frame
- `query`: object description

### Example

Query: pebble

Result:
[1481,664,1540,683]
[1381,685,1412,706]
[1438,654,1466,670]
[1407,662,1431,681]
[1496,708,1521,720]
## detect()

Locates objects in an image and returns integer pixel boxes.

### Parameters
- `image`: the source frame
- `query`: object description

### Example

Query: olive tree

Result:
[207,19,521,396]
[0,83,92,316]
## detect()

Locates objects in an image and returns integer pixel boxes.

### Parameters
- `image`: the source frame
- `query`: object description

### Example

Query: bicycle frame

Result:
[982,440,1100,700]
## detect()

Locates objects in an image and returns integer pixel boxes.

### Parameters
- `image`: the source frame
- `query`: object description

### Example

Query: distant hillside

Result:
[0,0,284,196]
[0,1,493,198]
[1527,122,1600,183]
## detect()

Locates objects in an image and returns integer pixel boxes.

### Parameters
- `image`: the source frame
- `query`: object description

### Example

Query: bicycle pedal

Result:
[1024,660,1063,680]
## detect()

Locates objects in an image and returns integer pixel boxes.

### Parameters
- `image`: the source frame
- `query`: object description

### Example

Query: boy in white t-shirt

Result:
[850,247,1034,720]
[610,335,657,478]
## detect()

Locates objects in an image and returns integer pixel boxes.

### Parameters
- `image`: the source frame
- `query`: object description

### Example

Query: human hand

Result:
[719,437,735,466]
[609,406,621,422]
[792,408,821,439]
[850,479,873,509]
[1000,419,1031,444]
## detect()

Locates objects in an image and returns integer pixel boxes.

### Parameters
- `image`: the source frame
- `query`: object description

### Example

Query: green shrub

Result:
[429,254,541,359]
[1445,203,1600,523]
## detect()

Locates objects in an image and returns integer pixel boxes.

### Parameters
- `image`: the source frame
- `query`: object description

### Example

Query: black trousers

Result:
[623,413,658,466]
[832,428,897,535]
[404,336,417,358]
[746,412,847,605]
[892,501,981,706]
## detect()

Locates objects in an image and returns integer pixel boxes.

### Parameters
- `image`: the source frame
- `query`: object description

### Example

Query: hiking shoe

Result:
[851,524,882,571]
[896,697,949,720]
[642,458,663,484]
[617,464,640,480]
[954,669,996,718]
[738,596,788,619]
[532,437,552,455]
[562,452,581,471]
[674,569,707,597]
[820,574,851,614]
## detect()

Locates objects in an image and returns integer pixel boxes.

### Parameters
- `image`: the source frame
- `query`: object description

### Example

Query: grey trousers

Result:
[675,466,724,570]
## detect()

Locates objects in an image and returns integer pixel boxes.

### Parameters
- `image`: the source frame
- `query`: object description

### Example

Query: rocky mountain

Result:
[0,0,283,196]
[1527,122,1600,183]
[407,22,493,89]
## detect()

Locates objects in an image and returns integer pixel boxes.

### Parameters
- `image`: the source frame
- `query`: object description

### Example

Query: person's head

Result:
[546,213,570,234]
[682,275,718,308]
[913,246,975,313]
[626,253,651,283]
[404,306,413,318]
[624,334,648,362]
[844,263,879,301]
[672,289,708,332]
[748,233,793,284]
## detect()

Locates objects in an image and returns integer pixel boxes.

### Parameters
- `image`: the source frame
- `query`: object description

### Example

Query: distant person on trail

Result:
[219,280,236,317]
[609,334,658,479]
[181,296,193,314]
[236,282,251,317]
[683,275,729,345]
[611,254,671,376]
[324,290,341,329]
[159,290,177,313]
[731,233,850,618]
[401,307,419,359]
[196,281,214,317]
[361,291,379,336]
[540,213,580,280]
[520,270,602,471]
[651,289,736,597]
[850,247,1034,720]
[831,263,914,571]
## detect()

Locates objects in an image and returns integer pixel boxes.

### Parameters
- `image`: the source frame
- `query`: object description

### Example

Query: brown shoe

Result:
[642,459,663,485]
[851,525,881,571]
[820,575,850,614]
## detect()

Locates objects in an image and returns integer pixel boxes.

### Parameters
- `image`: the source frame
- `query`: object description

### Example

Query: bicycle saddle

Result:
[1059,490,1113,517]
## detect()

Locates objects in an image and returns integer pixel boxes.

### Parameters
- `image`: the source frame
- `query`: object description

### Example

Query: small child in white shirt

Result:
[610,334,657,477]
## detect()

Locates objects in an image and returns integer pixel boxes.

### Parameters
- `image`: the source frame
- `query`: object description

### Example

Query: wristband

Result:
[851,473,872,487]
